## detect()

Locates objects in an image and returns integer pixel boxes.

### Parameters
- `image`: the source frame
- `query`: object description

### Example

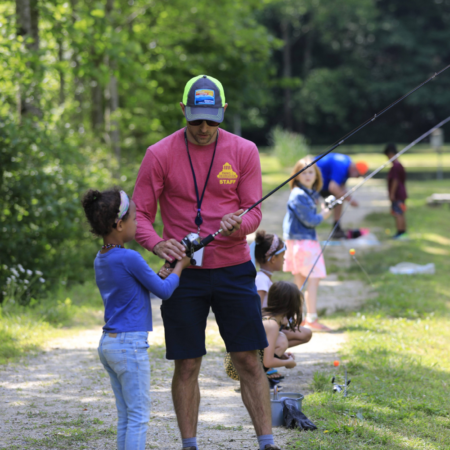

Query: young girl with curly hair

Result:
[82,187,190,450]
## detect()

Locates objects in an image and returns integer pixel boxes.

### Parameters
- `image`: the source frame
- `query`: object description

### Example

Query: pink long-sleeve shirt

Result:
[133,128,262,269]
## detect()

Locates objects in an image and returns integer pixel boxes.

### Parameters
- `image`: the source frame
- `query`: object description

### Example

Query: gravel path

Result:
[0,180,387,450]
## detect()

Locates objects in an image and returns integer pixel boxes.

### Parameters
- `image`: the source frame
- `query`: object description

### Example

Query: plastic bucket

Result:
[270,392,304,427]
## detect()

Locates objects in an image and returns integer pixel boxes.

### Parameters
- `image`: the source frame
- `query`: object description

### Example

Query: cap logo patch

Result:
[195,89,215,105]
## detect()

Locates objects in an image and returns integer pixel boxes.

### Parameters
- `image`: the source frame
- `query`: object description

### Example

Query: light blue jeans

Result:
[98,331,151,450]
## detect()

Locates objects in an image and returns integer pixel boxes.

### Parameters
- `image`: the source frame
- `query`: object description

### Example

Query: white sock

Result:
[306,313,318,322]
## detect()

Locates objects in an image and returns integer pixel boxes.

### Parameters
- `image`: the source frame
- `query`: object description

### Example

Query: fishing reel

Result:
[166,232,205,268]
[180,232,202,265]
[324,195,342,210]
[331,375,351,395]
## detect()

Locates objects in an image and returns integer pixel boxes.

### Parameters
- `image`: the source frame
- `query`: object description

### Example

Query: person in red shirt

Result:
[384,143,408,239]
[133,75,280,450]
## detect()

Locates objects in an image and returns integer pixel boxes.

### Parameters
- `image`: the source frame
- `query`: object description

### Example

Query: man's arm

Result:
[133,150,186,261]
[232,144,263,237]
[133,149,165,252]
[327,180,346,199]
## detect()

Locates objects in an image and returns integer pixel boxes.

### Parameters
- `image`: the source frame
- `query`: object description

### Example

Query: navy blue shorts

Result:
[160,261,268,360]
[391,200,406,216]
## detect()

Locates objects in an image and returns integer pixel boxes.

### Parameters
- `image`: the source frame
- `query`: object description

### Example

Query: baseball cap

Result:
[355,161,369,176]
[182,75,226,123]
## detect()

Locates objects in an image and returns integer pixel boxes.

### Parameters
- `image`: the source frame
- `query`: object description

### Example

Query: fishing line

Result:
[301,116,450,289]
[300,203,351,291]
[199,64,450,249]
[328,115,450,208]
[350,251,373,286]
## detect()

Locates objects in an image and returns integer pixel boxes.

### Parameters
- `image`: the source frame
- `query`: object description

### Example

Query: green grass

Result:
[260,150,450,192]
[287,179,450,450]
[0,281,103,364]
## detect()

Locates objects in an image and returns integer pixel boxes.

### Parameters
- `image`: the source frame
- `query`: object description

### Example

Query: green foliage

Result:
[2,264,46,306]
[311,370,330,392]
[0,280,103,364]
[0,118,104,299]
[270,126,309,167]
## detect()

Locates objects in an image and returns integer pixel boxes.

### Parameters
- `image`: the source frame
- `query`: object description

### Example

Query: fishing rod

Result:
[300,116,450,289]
[176,64,450,264]
[325,115,450,209]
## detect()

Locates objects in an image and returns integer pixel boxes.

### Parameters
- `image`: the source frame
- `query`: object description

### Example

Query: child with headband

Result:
[283,157,332,332]
[82,187,190,450]
[254,230,311,380]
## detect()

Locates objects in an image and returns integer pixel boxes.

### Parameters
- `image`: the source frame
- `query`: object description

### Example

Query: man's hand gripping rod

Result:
[324,115,450,210]
[183,64,450,256]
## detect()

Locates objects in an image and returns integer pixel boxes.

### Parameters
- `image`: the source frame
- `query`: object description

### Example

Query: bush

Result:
[0,118,96,302]
[269,126,309,168]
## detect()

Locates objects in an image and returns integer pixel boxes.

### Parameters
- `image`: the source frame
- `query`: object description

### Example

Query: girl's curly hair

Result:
[81,187,129,237]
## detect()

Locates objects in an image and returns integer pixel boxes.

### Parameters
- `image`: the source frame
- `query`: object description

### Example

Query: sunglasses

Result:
[267,243,287,261]
[188,119,220,127]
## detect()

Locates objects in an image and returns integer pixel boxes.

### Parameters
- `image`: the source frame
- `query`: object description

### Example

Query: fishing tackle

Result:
[298,116,450,288]
[190,65,450,257]
[326,115,450,209]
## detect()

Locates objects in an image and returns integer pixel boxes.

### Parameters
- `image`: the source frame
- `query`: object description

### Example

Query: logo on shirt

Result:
[217,162,238,184]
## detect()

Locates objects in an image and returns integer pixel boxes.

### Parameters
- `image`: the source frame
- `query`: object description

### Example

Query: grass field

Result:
[285,179,450,450]
[1,154,449,449]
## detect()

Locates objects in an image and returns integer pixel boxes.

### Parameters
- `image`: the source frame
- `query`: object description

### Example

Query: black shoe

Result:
[183,447,197,450]
[331,227,346,239]
[264,445,281,450]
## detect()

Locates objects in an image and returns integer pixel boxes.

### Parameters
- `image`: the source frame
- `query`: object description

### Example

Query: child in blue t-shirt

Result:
[82,187,190,450]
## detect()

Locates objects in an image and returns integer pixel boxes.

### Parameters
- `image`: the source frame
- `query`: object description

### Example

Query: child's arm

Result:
[290,194,324,228]
[125,252,189,300]
[389,178,399,202]
[257,290,266,308]
[158,257,191,280]
[262,321,296,369]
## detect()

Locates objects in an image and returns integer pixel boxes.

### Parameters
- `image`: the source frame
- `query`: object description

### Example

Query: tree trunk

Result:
[233,113,241,136]
[109,73,120,163]
[16,0,31,42]
[91,78,104,130]
[15,0,41,117]
[281,18,293,131]
[58,37,65,105]
[299,24,313,134]
[30,0,39,51]
[106,0,120,164]
[69,0,83,117]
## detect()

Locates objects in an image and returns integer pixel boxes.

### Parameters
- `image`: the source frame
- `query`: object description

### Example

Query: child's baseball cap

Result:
[182,75,226,123]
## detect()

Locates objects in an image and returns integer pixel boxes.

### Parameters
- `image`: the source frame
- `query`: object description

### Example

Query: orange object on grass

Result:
[333,361,340,367]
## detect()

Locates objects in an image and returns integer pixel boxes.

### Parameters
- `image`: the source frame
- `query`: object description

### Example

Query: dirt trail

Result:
[0,180,387,450]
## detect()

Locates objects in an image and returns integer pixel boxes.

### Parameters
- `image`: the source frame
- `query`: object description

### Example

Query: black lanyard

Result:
[184,128,219,229]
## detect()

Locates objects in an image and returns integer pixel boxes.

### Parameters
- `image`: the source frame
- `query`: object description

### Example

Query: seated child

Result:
[261,281,305,372]
[254,230,311,379]
[82,188,190,450]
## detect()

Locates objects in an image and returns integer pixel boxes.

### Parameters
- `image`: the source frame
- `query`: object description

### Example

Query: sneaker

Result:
[183,448,197,450]
[331,228,346,239]
[303,319,332,332]
[393,233,410,241]
[264,445,281,450]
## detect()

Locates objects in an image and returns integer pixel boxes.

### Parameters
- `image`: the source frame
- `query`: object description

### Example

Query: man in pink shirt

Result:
[133,75,279,450]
